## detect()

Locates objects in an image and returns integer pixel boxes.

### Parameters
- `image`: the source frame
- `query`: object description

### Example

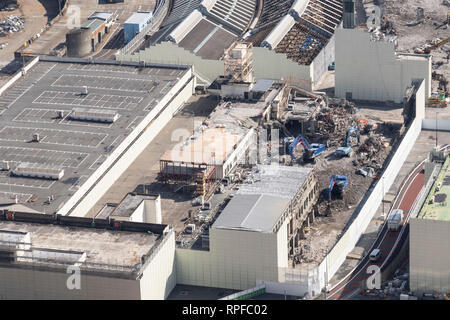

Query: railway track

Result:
[326,144,449,300]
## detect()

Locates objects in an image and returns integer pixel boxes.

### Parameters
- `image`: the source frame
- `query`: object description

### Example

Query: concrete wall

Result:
[117,42,225,85]
[175,218,288,290]
[140,229,176,299]
[0,266,141,299]
[252,47,313,91]
[117,41,332,89]
[60,65,195,217]
[335,28,431,103]
[422,119,450,132]
[311,34,335,87]
[221,128,255,179]
[0,231,176,300]
[410,218,450,295]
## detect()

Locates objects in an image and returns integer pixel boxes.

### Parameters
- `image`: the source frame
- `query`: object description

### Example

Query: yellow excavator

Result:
[414,37,450,54]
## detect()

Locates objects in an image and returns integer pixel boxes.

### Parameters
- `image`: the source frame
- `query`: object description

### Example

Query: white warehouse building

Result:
[0,210,176,300]
[175,165,320,295]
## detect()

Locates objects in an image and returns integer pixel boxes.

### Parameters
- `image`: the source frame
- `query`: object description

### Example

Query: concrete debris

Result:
[0,15,24,36]
[313,99,357,146]
[356,167,375,178]
[381,16,397,35]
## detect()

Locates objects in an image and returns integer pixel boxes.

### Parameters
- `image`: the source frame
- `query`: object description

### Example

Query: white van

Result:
[369,248,382,262]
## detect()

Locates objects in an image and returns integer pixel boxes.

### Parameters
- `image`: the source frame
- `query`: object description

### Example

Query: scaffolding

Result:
[159,160,217,196]
[223,42,254,83]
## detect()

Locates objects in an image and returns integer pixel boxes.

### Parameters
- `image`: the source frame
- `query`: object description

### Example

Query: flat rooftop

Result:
[0,218,161,274]
[418,156,450,221]
[81,19,105,32]
[111,192,158,218]
[0,58,189,214]
[161,127,244,164]
[160,100,269,165]
[125,11,153,25]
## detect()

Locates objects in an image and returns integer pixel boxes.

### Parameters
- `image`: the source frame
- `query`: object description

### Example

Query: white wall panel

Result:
[335,28,431,103]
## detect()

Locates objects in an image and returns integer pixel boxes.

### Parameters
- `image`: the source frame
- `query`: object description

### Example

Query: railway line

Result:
[326,144,450,300]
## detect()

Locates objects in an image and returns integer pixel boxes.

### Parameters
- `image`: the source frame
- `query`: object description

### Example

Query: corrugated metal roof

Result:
[81,19,105,32]
[212,165,313,233]
[88,12,113,22]
[212,194,290,232]
[238,165,312,199]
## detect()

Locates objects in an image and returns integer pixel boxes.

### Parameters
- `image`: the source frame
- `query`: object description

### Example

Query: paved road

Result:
[326,157,428,299]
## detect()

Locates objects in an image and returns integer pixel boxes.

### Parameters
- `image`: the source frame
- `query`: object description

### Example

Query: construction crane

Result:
[286,135,326,162]
[328,175,348,201]
[336,126,360,157]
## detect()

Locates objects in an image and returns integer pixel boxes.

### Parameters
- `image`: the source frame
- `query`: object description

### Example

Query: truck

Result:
[387,209,403,231]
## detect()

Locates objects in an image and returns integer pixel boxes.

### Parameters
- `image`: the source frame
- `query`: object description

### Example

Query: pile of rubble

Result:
[354,134,389,169]
[313,99,357,146]
[365,271,411,299]
[0,15,24,36]
[381,16,397,35]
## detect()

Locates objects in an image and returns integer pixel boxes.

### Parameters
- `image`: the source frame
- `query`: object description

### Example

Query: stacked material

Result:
[0,15,24,36]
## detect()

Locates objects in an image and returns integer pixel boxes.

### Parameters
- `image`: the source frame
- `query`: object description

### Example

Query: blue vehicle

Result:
[287,135,326,162]
[328,61,335,71]
[328,175,348,201]
[336,146,354,157]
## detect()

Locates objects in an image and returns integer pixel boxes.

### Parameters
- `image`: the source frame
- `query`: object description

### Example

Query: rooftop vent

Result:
[12,165,64,180]
[0,161,9,171]
[69,107,119,123]
[32,133,40,142]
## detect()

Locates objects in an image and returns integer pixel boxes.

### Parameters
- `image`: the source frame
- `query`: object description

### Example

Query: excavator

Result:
[414,37,450,54]
[327,175,348,201]
[357,119,378,134]
[286,135,326,163]
[336,126,360,157]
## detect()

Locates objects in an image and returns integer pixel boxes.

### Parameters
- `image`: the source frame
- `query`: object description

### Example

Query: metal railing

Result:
[0,229,174,277]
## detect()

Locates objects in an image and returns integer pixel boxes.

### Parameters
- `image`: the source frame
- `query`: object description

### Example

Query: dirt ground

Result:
[382,0,450,93]
[285,102,403,265]
[0,0,57,71]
